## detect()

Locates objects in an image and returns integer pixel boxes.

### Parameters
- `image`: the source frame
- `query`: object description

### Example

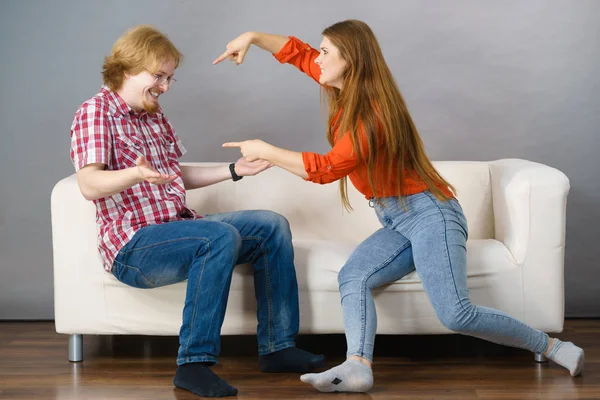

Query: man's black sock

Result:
[174,363,238,397]
[259,347,326,373]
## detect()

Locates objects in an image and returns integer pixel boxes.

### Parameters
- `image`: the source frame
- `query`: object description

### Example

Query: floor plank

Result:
[0,320,598,399]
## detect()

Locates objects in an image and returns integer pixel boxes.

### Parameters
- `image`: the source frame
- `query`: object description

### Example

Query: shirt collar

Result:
[100,85,164,118]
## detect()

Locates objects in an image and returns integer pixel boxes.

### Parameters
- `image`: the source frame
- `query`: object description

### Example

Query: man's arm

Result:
[180,165,232,190]
[181,158,271,190]
[76,156,176,201]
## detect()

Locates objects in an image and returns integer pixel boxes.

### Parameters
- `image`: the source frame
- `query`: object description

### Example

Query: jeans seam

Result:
[242,235,274,351]
[355,240,411,358]
[422,192,468,314]
[182,239,211,359]
[120,236,214,254]
[457,310,548,353]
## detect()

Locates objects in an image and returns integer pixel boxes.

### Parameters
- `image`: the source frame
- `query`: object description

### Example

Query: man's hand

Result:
[136,156,177,185]
[222,139,273,162]
[234,157,272,177]
[213,32,254,65]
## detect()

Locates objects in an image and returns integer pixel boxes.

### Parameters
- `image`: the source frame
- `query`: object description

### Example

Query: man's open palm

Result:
[136,156,177,185]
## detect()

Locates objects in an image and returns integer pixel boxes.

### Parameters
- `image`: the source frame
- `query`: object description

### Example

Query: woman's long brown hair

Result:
[321,20,455,210]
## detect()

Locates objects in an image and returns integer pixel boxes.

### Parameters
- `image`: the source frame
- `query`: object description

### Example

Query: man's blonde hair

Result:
[102,25,183,91]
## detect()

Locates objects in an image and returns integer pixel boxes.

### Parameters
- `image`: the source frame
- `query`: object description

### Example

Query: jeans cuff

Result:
[347,351,373,363]
[177,355,218,366]
[258,341,296,355]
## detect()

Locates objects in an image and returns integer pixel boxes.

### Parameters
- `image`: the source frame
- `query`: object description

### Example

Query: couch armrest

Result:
[51,174,108,334]
[490,159,570,331]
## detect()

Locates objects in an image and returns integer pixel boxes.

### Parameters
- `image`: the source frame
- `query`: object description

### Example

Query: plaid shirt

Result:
[70,86,200,271]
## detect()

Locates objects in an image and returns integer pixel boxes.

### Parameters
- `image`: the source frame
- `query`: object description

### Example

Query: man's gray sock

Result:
[300,359,373,393]
[547,339,584,377]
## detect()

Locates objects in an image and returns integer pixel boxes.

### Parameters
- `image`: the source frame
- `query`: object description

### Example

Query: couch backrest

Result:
[184,161,494,244]
[435,161,494,240]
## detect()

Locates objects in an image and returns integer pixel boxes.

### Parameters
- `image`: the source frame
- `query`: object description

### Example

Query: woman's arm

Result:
[213,32,288,65]
[222,140,307,178]
[214,33,321,83]
[223,133,362,184]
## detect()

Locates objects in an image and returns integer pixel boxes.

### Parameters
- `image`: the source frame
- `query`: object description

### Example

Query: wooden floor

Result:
[0,320,598,399]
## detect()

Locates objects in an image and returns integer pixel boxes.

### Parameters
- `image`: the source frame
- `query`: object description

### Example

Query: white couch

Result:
[51,159,570,361]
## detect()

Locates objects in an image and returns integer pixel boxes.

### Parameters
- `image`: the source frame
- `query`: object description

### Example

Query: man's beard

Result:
[142,99,159,114]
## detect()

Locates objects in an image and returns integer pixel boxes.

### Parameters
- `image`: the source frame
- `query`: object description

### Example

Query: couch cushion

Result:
[154,238,516,293]
[293,238,516,292]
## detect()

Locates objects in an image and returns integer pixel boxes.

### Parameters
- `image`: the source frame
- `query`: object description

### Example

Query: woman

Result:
[214,20,584,393]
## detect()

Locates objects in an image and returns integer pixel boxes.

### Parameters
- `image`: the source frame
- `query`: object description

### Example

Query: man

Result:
[70,25,324,398]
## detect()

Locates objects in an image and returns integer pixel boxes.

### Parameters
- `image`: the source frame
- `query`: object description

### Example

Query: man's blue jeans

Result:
[111,210,299,365]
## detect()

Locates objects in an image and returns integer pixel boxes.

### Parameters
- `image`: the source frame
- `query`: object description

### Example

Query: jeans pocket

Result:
[373,201,392,227]
[446,200,469,240]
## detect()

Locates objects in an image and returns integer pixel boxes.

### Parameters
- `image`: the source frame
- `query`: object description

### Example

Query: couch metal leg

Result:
[534,353,548,363]
[69,334,83,362]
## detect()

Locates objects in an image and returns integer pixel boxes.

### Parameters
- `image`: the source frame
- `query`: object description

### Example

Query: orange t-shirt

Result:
[274,36,453,199]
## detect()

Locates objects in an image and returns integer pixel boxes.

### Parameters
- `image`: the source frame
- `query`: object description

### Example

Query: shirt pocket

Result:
[158,135,177,162]
[114,132,146,168]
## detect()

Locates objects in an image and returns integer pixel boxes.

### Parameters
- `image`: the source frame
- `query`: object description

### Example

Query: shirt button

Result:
[327,165,332,170]
[166,187,173,193]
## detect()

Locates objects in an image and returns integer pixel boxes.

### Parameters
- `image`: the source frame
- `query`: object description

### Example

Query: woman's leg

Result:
[301,228,414,392]
[403,194,583,376]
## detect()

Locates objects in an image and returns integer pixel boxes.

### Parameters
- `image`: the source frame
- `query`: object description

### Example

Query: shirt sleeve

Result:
[69,100,111,171]
[302,128,371,184]
[273,36,322,84]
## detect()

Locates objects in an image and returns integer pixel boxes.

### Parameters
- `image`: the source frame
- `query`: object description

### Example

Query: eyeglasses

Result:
[151,73,177,87]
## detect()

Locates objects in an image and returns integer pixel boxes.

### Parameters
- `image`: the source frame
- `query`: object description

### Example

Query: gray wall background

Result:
[1,0,598,319]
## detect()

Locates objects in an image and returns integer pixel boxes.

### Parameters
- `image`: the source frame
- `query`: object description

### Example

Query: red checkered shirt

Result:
[70,86,201,271]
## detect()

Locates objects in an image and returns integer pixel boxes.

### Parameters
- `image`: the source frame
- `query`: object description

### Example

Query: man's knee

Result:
[253,210,292,237]
[264,210,290,230]
[206,221,242,253]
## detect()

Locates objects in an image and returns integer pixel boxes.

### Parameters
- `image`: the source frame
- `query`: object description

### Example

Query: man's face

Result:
[121,58,176,113]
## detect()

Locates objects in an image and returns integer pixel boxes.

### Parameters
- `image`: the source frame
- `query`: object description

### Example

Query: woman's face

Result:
[314,36,347,89]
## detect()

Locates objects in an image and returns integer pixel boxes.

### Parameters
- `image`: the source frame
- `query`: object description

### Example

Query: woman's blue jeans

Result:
[339,192,549,362]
